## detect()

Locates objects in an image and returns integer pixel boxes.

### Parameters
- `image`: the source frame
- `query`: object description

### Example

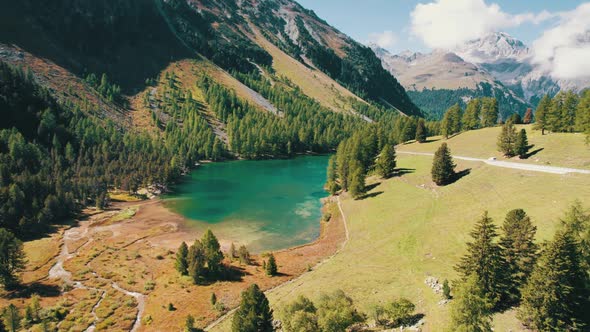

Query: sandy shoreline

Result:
[2,194,347,331]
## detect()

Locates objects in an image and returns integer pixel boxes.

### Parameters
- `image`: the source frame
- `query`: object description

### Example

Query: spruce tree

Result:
[533,95,551,135]
[431,143,455,186]
[266,253,278,276]
[514,129,529,159]
[575,90,590,143]
[480,97,499,128]
[375,144,396,178]
[518,231,587,331]
[201,230,224,278]
[232,284,274,332]
[0,228,26,288]
[498,209,538,304]
[326,155,339,195]
[348,161,365,199]
[455,211,507,306]
[560,201,590,272]
[188,240,205,284]
[415,118,427,143]
[175,242,189,275]
[462,98,481,130]
[497,120,517,157]
[449,274,493,332]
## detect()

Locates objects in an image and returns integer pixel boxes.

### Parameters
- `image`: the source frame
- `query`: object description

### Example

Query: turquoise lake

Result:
[163,155,330,252]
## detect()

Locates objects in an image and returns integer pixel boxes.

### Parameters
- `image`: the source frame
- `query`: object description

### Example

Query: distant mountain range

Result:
[372,32,590,119]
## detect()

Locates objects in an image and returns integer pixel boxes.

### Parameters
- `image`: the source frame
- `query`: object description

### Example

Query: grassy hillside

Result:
[398,124,590,170]
[206,130,590,331]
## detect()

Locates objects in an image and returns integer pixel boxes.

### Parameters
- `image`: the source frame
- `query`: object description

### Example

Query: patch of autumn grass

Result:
[109,192,144,202]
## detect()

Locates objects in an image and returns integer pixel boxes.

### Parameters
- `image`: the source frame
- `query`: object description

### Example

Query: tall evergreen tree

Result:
[375,144,396,178]
[449,274,493,332]
[480,97,499,128]
[201,230,224,277]
[462,98,481,130]
[497,120,518,157]
[431,143,455,186]
[515,129,529,159]
[266,253,278,276]
[187,240,205,284]
[455,212,507,306]
[348,161,366,199]
[0,228,26,289]
[2,304,21,332]
[575,90,590,142]
[326,155,339,195]
[518,231,588,331]
[415,118,427,143]
[442,104,462,138]
[533,94,551,135]
[560,201,590,273]
[232,284,274,332]
[498,209,538,304]
[175,241,189,275]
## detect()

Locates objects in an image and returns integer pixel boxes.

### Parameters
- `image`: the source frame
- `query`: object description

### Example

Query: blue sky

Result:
[296,0,588,53]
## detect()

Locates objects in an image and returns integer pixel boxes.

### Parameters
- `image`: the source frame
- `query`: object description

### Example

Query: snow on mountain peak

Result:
[453,31,530,64]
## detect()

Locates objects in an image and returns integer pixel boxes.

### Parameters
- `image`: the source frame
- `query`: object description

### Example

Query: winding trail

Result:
[48,214,147,332]
[204,196,350,331]
[397,151,590,175]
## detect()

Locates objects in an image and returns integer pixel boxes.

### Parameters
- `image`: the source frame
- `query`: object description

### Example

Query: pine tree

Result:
[0,228,26,288]
[326,155,339,195]
[560,200,590,272]
[533,95,551,135]
[449,274,493,332]
[188,240,205,284]
[575,90,590,142]
[202,230,224,278]
[455,212,507,306]
[2,304,21,332]
[431,143,456,186]
[498,209,538,304]
[442,279,451,300]
[232,284,274,332]
[462,98,481,130]
[480,97,499,128]
[348,161,365,199]
[515,129,529,159]
[415,118,427,143]
[175,242,189,275]
[497,120,518,157]
[442,104,462,138]
[518,231,587,331]
[266,253,278,276]
[375,144,396,178]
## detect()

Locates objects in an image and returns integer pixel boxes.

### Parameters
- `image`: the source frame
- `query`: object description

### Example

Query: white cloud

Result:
[367,30,397,49]
[410,0,554,49]
[531,3,590,80]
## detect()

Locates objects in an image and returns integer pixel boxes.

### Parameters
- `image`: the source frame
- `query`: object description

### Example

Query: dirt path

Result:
[397,151,590,175]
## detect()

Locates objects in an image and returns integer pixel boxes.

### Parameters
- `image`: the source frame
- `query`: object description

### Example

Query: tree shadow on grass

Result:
[7,282,62,299]
[357,191,384,200]
[364,182,381,191]
[422,138,441,143]
[394,168,416,177]
[446,168,471,185]
[523,147,544,159]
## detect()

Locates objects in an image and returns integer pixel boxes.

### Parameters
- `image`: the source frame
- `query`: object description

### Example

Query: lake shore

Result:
[6,194,348,331]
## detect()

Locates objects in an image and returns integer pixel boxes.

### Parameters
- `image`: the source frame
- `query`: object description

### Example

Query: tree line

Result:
[441,97,499,138]
[449,202,590,331]
[534,90,590,139]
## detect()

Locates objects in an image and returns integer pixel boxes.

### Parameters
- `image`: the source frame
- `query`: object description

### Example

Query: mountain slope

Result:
[454,32,590,105]
[373,45,529,119]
